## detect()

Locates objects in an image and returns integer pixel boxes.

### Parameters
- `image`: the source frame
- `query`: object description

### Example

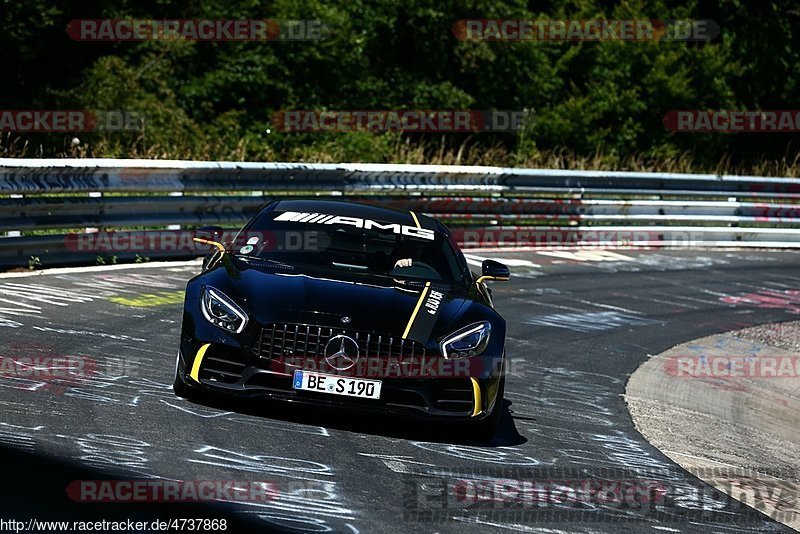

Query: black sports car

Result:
[175,199,510,436]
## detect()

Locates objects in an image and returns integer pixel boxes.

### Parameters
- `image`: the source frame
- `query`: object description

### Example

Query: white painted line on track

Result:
[573,299,642,315]
[0,259,202,279]
[536,250,634,262]
[509,297,585,313]
[464,245,800,252]
[463,253,539,268]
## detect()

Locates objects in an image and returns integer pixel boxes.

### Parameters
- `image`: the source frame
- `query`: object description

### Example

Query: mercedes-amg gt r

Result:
[174,199,509,436]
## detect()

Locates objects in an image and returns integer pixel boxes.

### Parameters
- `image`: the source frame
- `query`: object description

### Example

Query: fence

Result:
[1,158,799,268]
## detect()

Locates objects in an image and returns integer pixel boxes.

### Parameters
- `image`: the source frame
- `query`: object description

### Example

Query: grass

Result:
[4,131,800,177]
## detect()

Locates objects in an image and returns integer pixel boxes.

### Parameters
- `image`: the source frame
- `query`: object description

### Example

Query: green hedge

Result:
[2,0,799,171]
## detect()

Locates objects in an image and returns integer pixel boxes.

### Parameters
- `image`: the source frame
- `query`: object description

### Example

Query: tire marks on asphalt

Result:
[0,252,798,532]
[525,311,658,333]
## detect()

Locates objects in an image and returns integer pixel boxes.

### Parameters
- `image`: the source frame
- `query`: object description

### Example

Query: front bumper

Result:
[176,341,503,422]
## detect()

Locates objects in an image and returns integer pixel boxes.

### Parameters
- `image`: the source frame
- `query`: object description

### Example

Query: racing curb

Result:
[625,327,800,531]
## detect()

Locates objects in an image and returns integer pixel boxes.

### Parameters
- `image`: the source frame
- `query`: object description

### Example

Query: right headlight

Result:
[440,321,491,359]
[201,286,248,334]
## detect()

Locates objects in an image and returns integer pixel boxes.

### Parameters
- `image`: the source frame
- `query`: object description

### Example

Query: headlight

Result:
[440,321,491,359]
[201,286,248,334]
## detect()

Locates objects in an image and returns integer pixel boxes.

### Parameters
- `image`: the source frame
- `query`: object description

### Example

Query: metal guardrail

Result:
[1,158,800,269]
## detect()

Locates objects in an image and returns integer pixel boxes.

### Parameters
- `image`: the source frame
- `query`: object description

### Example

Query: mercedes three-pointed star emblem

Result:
[323,334,360,370]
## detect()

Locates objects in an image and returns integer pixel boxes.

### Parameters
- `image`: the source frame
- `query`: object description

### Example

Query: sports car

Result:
[174,199,509,437]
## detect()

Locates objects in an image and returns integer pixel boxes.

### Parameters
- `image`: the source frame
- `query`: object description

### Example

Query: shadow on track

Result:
[184,394,527,447]
[0,444,272,532]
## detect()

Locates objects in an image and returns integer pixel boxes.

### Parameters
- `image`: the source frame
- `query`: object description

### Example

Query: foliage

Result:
[2,0,800,172]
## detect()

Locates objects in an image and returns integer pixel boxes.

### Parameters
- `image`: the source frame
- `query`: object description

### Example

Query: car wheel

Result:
[172,353,201,400]
[474,375,505,441]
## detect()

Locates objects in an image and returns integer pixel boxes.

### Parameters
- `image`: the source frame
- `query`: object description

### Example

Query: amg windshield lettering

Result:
[274,211,436,241]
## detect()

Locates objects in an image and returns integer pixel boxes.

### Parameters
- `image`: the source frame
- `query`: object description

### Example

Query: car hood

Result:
[201,260,473,342]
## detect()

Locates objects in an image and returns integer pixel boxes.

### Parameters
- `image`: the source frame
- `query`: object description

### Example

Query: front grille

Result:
[253,323,426,361]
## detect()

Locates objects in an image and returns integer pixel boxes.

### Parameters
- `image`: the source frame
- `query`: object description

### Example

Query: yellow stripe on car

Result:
[409,211,421,229]
[476,275,510,284]
[192,237,225,252]
[402,281,431,339]
[189,343,211,382]
[470,377,482,417]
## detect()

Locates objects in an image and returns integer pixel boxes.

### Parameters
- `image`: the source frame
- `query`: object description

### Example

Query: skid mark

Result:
[525,311,657,332]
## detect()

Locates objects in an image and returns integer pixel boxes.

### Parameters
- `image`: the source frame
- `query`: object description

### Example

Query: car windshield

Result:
[231,209,465,283]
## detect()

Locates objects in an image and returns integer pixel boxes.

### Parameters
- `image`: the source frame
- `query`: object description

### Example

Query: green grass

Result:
[5,132,800,178]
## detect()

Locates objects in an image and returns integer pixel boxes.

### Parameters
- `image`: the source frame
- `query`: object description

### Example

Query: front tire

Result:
[474,375,505,440]
[173,352,201,400]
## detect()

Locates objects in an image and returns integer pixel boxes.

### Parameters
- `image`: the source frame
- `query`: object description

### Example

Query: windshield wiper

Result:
[331,262,369,270]
[236,256,295,269]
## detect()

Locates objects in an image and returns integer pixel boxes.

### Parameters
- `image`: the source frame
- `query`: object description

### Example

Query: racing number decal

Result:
[402,282,446,342]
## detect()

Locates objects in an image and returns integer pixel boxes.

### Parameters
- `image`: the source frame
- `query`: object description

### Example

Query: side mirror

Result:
[195,226,224,242]
[477,259,510,283]
[193,226,226,255]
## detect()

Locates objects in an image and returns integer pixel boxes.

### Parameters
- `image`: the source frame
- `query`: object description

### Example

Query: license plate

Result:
[292,371,382,399]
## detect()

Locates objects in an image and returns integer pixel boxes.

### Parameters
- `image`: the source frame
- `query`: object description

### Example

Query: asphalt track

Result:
[0,249,799,533]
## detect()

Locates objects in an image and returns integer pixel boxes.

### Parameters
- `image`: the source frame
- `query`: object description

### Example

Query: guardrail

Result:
[1,158,800,269]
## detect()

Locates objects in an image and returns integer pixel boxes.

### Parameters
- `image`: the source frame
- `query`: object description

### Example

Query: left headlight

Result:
[440,321,491,359]
[201,286,248,334]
